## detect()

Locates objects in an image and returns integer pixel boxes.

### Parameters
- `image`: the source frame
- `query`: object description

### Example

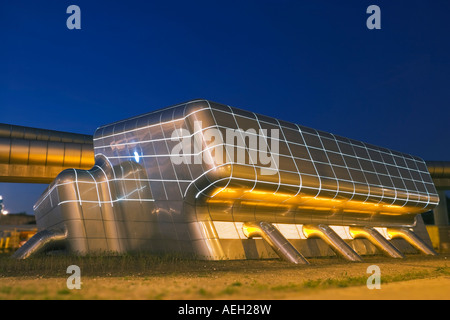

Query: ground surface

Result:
[0,253,448,300]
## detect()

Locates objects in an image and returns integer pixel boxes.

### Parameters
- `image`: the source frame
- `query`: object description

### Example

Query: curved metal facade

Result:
[22,100,439,261]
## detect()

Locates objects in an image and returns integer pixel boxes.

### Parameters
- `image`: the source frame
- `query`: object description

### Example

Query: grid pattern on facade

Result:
[88,100,438,211]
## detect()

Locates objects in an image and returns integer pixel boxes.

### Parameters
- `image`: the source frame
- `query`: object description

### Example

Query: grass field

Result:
[0,252,449,300]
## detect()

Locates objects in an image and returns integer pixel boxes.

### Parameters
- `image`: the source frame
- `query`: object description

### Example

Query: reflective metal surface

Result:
[0,123,94,183]
[387,227,437,256]
[243,221,309,264]
[426,161,450,226]
[12,228,67,259]
[20,100,439,261]
[426,161,450,189]
[302,224,363,262]
[349,226,404,258]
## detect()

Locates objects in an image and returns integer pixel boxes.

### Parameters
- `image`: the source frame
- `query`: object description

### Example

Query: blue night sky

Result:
[1,0,449,214]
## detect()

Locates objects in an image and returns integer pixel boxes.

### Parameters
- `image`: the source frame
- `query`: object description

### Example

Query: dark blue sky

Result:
[1,0,449,214]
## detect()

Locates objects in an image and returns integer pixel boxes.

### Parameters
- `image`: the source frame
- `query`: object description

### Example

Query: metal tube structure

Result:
[433,190,450,226]
[243,221,309,264]
[349,226,404,258]
[302,224,363,262]
[387,228,438,256]
[0,123,92,144]
[11,228,67,259]
[0,123,94,183]
[425,161,450,227]
[426,161,450,189]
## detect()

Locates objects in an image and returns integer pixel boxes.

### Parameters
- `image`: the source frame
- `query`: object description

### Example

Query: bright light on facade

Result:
[134,151,140,163]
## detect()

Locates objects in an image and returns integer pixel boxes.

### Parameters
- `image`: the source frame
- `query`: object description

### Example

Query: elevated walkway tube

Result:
[0,123,94,184]
[242,221,309,264]
[426,161,450,226]
[426,161,450,190]
[349,226,404,258]
[302,224,363,262]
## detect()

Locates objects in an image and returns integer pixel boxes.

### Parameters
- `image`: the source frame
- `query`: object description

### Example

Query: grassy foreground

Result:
[0,253,449,300]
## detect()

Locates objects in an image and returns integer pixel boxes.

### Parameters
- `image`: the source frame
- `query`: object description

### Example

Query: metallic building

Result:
[14,100,440,262]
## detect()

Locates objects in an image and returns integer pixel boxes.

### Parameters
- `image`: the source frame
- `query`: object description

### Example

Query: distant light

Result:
[134,151,140,163]
[2,210,8,215]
